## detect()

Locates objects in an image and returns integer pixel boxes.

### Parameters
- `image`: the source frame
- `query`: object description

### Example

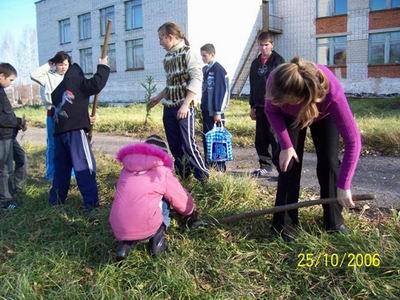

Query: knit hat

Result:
[145,135,168,153]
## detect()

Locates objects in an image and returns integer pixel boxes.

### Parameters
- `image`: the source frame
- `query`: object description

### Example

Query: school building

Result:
[35,0,400,103]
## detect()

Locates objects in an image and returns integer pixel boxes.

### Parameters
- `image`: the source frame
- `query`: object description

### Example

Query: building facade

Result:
[237,0,400,95]
[35,0,260,103]
[35,0,400,102]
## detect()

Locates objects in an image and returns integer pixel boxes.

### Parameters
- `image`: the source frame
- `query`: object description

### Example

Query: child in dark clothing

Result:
[0,63,27,209]
[200,43,230,172]
[48,57,110,210]
[249,32,284,177]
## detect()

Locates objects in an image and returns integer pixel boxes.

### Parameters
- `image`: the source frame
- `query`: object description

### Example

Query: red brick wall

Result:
[328,66,347,78]
[369,9,400,29]
[368,65,400,77]
[316,15,347,34]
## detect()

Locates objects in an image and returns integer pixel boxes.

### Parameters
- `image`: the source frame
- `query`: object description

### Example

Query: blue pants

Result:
[49,130,98,209]
[201,111,226,172]
[45,116,55,181]
[163,106,209,181]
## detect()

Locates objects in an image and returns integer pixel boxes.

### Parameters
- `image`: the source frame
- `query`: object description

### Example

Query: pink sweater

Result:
[265,64,362,189]
[109,143,195,241]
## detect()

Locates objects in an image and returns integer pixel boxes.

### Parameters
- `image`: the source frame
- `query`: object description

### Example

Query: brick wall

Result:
[368,65,400,78]
[369,9,400,29]
[316,15,347,34]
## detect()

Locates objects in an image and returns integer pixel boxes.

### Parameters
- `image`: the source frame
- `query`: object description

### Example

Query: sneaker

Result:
[251,168,272,178]
[1,200,19,209]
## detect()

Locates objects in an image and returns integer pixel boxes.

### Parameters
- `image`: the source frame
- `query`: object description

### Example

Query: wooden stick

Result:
[88,19,112,141]
[193,194,375,227]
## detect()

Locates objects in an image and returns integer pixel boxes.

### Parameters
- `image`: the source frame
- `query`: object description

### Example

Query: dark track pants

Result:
[49,129,98,209]
[255,107,279,170]
[163,106,209,181]
[201,111,226,172]
[272,115,344,232]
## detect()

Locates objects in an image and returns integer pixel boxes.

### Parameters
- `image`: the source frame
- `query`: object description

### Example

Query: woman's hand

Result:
[337,188,355,208]
[148,96,161,108]
[89,115,97,125]
[249,108,256,120]
[177,103,190,119]
[279,147,299,172]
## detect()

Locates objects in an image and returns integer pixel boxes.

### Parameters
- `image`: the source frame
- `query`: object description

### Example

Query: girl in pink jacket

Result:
[109,135,196,260]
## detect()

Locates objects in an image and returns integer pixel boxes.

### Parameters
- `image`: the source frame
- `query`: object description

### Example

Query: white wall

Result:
[187,0,260,82]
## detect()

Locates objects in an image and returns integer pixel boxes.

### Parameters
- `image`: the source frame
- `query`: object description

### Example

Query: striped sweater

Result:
[161,41,202,107]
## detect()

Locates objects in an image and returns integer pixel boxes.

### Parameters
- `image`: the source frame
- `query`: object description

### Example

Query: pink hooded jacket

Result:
[109,143,195,241]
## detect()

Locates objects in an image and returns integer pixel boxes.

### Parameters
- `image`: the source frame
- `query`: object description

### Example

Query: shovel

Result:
[191,194,375,228]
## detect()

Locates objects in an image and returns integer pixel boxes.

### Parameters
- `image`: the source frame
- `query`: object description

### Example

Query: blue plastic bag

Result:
[205,123,233,162]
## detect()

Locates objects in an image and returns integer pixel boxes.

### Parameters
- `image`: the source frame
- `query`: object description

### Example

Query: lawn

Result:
[0,145,399,299]
[16,97,400,156]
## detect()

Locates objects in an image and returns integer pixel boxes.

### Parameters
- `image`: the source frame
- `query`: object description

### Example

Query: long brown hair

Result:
[266,57,329,128]
[158,22,189,46]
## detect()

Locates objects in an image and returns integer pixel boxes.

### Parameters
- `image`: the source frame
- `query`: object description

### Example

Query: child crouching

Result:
[109,135,197,260]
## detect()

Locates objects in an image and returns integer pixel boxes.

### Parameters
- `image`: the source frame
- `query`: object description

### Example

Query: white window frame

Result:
[78,13,91,40]
[317,35,347,66]
[369,31,400,64]
[125,0,143,30]
[317,0,347,17]
[126,39,144,70]
[59,18,71,44]
[80,47,93,74]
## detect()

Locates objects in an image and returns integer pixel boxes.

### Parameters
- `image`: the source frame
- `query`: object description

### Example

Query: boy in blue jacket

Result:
[200,44,230,172]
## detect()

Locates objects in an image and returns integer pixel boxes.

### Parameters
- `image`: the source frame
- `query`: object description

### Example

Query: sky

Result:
[0,0,37,40]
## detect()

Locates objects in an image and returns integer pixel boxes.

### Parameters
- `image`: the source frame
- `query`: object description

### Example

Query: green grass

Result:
[16,97,400,155]
[0,145,399,299]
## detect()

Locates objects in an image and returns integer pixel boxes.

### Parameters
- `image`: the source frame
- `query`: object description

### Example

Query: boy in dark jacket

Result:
[0,63,27,209]
[200,44,230,172]
[49,57,110,210]
[249,32,284,177]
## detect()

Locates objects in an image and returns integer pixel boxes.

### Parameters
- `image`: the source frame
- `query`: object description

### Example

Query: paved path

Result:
[18,127,400,209]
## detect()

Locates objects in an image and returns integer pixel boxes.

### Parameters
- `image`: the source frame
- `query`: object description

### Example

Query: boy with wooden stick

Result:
[48,56,110,210]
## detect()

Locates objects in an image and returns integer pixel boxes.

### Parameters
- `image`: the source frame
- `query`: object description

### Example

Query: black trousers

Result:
[272,115,344,232]
[255,107,279,169]
[201,110,226,172]
[163,106,209,181]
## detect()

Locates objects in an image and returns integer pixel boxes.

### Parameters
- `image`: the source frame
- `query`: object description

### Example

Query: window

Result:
[369,31,400,64]
[100,6,115,36]
[79,13,91,40]
[370,0,400,10]
[317,0,347,17]
[101,43,116,72]
[125,0,143,30]
[126,39,144,70]
[59,18,71,44]
[80,48,93,74]
[317,36,347,65]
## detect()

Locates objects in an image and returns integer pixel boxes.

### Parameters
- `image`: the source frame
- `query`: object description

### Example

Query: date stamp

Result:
[297,252,381,268]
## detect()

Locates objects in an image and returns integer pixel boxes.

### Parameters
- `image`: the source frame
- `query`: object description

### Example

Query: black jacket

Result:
[249,51,285,108]
[0,88,22,140]
[51,63,110,135]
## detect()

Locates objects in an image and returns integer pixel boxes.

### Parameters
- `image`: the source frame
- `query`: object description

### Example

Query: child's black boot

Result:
[149,224,167,256]
[116,241,137,261]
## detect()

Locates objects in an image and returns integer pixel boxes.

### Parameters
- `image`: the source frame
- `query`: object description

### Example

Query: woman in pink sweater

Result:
[109,135,197,260]
[264,57,361,240]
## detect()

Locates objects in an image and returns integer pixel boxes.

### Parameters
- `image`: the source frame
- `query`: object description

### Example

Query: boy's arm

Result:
[163,169,195,216]
[249,62,256,108]
[80,63,111,96]
[0,102,22,128]
[213,66,228,115]
[30,63,51,86]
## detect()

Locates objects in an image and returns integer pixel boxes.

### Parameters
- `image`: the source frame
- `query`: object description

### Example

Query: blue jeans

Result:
[161,199,170,227]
